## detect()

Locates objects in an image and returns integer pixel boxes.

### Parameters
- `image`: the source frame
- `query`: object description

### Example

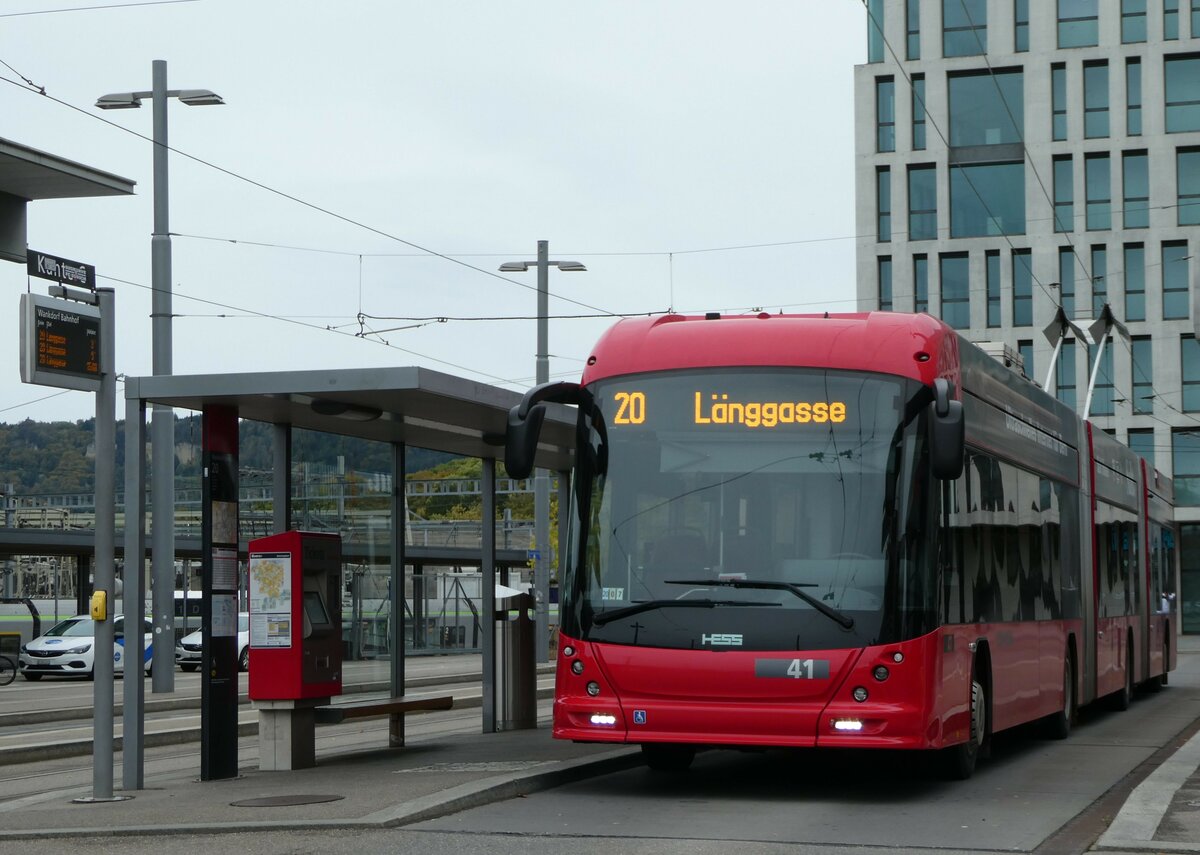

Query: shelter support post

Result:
[482,457,496,732]
[389,442,406,744]
[122,396,147,790]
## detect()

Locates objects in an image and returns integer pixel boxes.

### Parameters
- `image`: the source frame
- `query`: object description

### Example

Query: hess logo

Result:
[701,633,743,646]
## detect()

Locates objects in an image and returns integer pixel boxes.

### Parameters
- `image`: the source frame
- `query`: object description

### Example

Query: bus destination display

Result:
[19,293,102,391]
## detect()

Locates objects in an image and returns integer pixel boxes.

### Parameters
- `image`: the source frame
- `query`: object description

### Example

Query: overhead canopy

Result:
[0,136,136,265]
[124,366,577,472]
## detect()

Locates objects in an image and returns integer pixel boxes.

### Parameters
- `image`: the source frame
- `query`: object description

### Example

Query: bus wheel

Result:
[1044,654,1074,740]
[642,744,696,772]
[941,668,985,780]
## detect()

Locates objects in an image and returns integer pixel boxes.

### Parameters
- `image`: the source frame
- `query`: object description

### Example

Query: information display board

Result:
[19,293,102,391]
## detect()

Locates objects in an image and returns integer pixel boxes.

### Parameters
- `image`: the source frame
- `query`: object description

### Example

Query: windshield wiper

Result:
[592,598,776,626]
[664,578,855,630]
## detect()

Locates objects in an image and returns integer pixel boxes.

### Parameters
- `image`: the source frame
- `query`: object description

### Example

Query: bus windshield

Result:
[564,368,938,651]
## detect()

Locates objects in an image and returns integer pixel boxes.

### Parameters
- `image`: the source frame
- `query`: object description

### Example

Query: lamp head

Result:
[555,261,587,272]
[177,89,225,106]
[499,261,531,272]
[96,93,143,110]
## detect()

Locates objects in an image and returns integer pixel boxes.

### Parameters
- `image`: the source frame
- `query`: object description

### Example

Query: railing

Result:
[1,473,552,542]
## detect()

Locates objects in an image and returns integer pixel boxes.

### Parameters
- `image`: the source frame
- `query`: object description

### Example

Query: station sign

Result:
[19,292,102,391]
[26,249,95,290]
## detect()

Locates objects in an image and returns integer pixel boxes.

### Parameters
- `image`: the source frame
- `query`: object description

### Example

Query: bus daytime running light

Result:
[873,665,889,682]
[832,719,864,732]
[852,686,869,702]
[572,660,585,675]
[562,646,575,657]
[586,681,601,696]
[590,713,617,726]
[893,652,904,663]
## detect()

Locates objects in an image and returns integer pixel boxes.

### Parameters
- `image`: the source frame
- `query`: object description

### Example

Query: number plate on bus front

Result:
[755,658,830,679]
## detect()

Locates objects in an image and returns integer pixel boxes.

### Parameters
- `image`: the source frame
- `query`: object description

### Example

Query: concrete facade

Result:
[854,0,1200,631]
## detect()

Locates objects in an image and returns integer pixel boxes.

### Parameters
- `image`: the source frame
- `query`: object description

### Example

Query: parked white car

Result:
[18,614,153,680]
[175,612,250,672]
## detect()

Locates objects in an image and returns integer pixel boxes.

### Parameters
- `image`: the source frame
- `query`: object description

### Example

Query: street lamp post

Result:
[499,241,586,662]
[98,60,223,690]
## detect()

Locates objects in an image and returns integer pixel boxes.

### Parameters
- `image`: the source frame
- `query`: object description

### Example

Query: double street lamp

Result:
[499,241,586,662]
[97,61,223,691]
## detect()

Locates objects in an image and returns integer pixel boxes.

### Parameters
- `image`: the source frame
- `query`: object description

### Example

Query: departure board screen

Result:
[20,293,102,391]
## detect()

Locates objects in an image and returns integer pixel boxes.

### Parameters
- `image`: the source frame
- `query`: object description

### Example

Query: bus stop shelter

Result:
[120,366,575,783]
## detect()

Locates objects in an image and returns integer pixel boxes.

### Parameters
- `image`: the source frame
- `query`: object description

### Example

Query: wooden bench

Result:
[314,695,453,747]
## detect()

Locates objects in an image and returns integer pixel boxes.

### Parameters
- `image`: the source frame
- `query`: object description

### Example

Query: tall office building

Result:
[854,1,1200,632]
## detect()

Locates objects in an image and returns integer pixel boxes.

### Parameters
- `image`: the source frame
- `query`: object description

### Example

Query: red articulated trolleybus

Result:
[505,311,1177,779]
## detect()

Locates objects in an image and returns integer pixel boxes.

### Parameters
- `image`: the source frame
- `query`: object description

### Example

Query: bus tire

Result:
[1044,653,1074,740]
[642,744,696,772]
[940,663,985,780]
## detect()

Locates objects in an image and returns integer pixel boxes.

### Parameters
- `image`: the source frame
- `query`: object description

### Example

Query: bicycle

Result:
[0,654,15,686]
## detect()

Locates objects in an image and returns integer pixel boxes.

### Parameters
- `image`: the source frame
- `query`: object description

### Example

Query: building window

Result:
[914,255,929,313]
[1088,343,1115,416]
[1015,0,1029,50]
[1125,243,1146,321]
[1173,429,1200,507]
[1053,64,1068,141]
[1164,241,1190,319]
[1124,151,1149,229]
[868,0,884,62]
[1092,245,1108,316]
[1128,428,1155,467]
[1057,340,1077,411]
[1085,154,1111,231]
[1054,155,1074,232]
[1166,0,1180,39]
[877,77,895,152]
[1060,247,1077,318]
[1013,249,1033,326]
[1018,339,1035,379]
[949,69,1023,146]
[1128,59,1143,135]
[1178,147,1200,226]
[1194,0,1200,35]
[879,257,893,311]
[877,167,891,242]
[1132,336,1154,414]
[1184,336,1200,410]
[1123,0,1148,41]
[940,252,971,329]
[951,163,1026,237]
[912,75,927,150]
[944,0,986,57]
[1059,0,1099,47]
[906,0,920,59]
[1166,56,1200,133]
[908,164,937,240]
[986,250,1001,327]
[1084,61,1110,139]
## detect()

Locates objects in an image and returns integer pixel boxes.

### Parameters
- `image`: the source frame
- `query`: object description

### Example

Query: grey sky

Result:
[2,0,864,423]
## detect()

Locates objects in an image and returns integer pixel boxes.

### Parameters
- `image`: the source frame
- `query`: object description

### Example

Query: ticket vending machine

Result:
[247,531,342,701]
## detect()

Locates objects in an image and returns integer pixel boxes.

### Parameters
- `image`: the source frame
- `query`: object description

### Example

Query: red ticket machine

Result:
[247,531,342,700]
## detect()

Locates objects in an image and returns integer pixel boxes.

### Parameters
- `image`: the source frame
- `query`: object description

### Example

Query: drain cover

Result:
[230,794,345,808]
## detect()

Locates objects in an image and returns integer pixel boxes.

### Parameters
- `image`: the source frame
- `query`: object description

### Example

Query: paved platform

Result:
[0,722,641,841]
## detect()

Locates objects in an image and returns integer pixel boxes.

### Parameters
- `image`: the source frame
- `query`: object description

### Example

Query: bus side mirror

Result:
[930,378,964,480]
[505,404,547,480]
[504,380,585,479]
